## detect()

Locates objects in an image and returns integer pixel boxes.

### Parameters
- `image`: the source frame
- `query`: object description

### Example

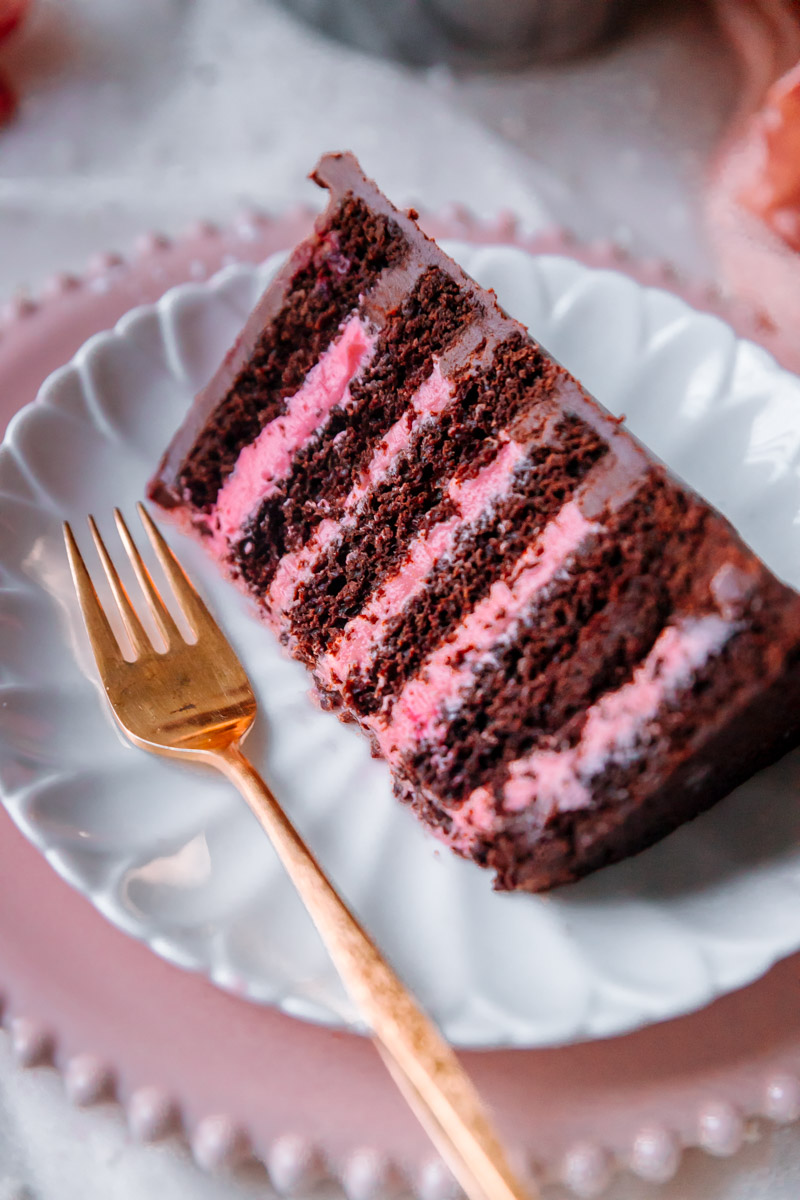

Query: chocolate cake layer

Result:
[405,475,713,801]
[156,196,409,512]
[481,595,800,890]
[231,267,477,593]
[394,573,800,891]
[150,151,800,893]
[344,413,608,717]
[288,335,552,656]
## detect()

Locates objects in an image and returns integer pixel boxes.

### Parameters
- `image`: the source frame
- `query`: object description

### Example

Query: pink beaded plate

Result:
[1,214,800,1197]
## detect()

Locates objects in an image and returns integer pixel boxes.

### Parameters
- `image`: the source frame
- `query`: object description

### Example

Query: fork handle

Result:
[210,744,534,1200]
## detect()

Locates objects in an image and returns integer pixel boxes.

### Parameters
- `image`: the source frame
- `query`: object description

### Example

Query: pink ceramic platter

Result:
[2,212,800,1199]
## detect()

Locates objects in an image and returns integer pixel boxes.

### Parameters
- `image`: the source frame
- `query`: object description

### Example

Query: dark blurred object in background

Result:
[272,0,636,69]
[0,0,30,124]
[0,0,26,41]
[0,78,14,123]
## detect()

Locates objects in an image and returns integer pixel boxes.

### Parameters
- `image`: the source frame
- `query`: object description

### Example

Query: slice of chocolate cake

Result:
[150,152,800,892]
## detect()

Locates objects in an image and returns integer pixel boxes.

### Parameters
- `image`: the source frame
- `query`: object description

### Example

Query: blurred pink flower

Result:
[738,62,800,251]
[707,0,800,340]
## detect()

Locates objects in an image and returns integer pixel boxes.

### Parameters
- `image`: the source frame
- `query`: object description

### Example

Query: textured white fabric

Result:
[0,1,798,1196]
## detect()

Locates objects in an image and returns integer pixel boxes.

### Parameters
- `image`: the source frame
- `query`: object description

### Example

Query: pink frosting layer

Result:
[496,613,736,820]
[374,500,599,761]
[267,517,338,627]
[318,439,525,687]
[267,362,454,622]
[442,784,498,853]
[210,315,375,550]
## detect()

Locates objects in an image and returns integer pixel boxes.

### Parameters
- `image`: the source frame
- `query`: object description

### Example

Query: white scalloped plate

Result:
[1,243,800,1050]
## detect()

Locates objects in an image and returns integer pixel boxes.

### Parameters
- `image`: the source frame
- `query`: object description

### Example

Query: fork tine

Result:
[63,522,127,671]
[136,502,221,640]
[114,508,182,648]
[87,516,152,659]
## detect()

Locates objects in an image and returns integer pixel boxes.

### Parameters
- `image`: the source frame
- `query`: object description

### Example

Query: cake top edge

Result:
[311,150,517,339]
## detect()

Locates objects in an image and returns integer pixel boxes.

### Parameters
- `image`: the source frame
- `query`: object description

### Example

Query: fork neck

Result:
[204,743,294,839]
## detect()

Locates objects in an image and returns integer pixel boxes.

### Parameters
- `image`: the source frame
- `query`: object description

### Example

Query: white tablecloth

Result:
[0,2,798,1196]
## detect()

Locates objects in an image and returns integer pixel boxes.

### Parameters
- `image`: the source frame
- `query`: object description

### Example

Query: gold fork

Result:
[63,504,536,1200]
